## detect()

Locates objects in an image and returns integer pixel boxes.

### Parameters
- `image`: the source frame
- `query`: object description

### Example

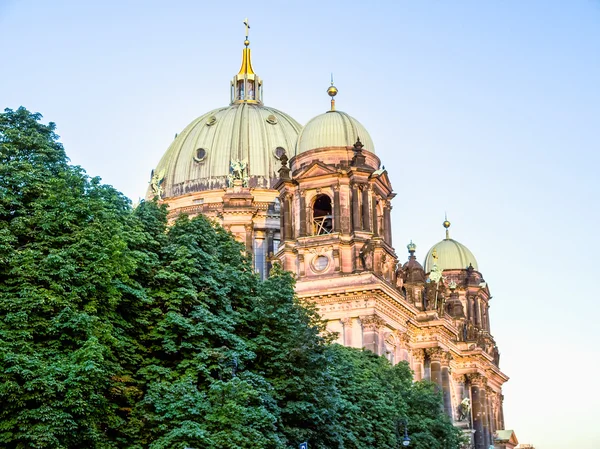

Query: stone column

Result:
[361,185,371,232]
[283,194,292,241]
[427,348,443,391]
[298,253,305,277]
[481,386,490,449]
[266,230,274,274]
[383,202,392,245]
[279,195,286,241]
[351,183,361,231]
[487,387,497,436]
[298,190,306,237]
[360,315,385,354]
[333,185,341,233]
[341,317,353,346]
[440,355,453,419]
[371,196,378,237]
[244,223,253,253]
[411,349,425,381]
[468,374,486,449]
[352,317,363,348]
[498,393,505,430]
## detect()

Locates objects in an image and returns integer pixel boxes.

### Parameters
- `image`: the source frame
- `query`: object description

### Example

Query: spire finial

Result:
[443,213,451,239]
[243,18,250,46]
[327,74,338,111]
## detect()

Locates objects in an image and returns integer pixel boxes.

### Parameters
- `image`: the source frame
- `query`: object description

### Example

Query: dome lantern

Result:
[231,18,263,105]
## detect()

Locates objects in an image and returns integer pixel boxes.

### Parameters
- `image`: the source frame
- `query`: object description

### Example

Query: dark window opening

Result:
[312,194,333,235]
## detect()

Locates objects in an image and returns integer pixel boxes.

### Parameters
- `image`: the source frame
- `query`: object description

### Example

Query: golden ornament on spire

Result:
[231,19,262,105]
[443,214,451,240]
[327,73,338,111]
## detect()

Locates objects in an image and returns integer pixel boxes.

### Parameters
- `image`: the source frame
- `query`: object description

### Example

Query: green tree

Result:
[329,345,462,449]
[0,107,144,447]
[242,265,342,448]
[127,213,284,448]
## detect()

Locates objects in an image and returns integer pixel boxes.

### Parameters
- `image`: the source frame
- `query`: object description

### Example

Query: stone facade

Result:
[272,139,509,449]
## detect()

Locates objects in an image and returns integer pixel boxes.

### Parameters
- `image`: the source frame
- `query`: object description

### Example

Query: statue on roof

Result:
[228,159,249,187]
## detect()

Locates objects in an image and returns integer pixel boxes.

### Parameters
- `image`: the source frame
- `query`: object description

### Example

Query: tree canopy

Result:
[0,107,462,448]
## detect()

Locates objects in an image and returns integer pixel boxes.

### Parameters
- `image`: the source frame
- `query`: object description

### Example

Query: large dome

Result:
[296,110,374,155]
[424,221,478,272]
[147,35,302,200]
[148,102,301,199]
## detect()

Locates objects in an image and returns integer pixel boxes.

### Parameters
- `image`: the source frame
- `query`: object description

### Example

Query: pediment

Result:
[370,169,393,193]
[294,161,338,179]
[370,168,391,184]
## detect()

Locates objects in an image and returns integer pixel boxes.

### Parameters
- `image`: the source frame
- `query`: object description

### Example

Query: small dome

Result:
[148,103,301,198]
[296,110,374,155]
[424,239,478,272]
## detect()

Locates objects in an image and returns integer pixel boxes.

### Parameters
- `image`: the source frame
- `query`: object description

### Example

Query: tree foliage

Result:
[0,107,462,448]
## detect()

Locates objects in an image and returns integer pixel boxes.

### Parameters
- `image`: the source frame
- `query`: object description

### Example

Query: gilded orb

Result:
[244,39,250,47]
[443,220,451,229]
[327,85,338,97]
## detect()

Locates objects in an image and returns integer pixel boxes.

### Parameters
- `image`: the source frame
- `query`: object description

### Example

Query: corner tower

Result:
[275,85,412,360]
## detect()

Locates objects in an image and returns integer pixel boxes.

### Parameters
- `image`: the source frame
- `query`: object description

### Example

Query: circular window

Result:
[312,255,329,272]
[273,147,286,160]
[193,148,207,162]
[206,116,217,126]
[266,114,278,125]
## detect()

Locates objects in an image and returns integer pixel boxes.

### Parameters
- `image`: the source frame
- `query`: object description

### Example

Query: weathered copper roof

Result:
[424,238,479,272]
[148,103,302,198]
[296,110,374,155]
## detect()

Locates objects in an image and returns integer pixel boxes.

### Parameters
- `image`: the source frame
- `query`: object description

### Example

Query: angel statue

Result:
[458,397,471,421]
[150,169,166,199]
[228,159,248,187]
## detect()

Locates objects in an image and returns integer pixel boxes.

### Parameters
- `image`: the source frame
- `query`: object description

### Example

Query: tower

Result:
[275,84,407,359]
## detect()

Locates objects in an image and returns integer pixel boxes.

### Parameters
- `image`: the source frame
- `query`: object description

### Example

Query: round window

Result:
[312,255,329,272]
[193,148,207,162]
[273,147,286,160]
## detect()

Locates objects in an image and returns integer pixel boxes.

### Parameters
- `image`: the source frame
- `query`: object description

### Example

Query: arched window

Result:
[312,194,333,235]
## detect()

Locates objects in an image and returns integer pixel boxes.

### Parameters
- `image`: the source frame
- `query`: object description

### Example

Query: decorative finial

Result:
[351,137,366,167]
[243,18,250,46]
[327,74,338,111]
[354,137,363,151]
[443,213,451,240]
[407,240,416,254]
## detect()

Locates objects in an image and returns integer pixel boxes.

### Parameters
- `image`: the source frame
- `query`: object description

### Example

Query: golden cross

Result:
[243,18,250,39]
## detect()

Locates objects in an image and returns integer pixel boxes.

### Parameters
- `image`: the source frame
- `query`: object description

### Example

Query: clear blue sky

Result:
[2,1,599,447]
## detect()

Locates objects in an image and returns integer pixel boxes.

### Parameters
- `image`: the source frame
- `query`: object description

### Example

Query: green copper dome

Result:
[296,110,374,155]
[423,220,478,272]
[424,239,478,272]
[148,103,301,198]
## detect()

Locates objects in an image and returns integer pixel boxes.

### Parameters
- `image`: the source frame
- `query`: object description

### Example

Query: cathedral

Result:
[147,26,518,449]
